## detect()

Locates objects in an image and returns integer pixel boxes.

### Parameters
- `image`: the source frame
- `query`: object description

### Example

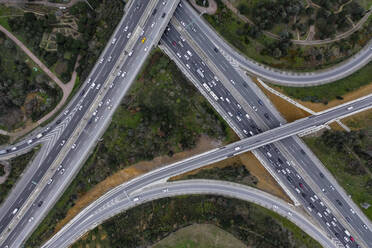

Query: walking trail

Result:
[189,0,217,15]
[220,0,372,45]
[0,25,77,141]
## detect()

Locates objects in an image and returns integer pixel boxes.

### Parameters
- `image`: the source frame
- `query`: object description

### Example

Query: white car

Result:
[98,101,103,107]
[144,46,148,51]
[60,140,65,146]
[111,38,117,44]
[71,143,76,149]
[106,99,111,105]
[47,179,53,185]
[234,146,241,151]
[78,105,83,111]
[90,82,95,89]
[243,129,248,134]
[93,110,98,116]
[350,208,355,214]
[230,79,235,85]
[99,58,104,63]
[64,109,69,115]
[27,139,33,144]
[185,64,190,69]
[252,106,258,111]
[236,104,242,109]
[117,70,122,77]
[57,165,62,171]
[96,84,101,90]
[109,83,114,88]
[28,217,34,222]
[108,104,113,110]
[227,112,233,117]
[236,116,241,122]
[151,22,155,28]
[127,32,131,39]
[128,50,133,56]
[60,168,65,175]
[94,116,99,122]
[108,56,112,62]
[176,52,181,58]
[124,25,128,32]
[121,71,126,77]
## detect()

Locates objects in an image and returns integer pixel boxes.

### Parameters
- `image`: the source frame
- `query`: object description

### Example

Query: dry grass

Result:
[251,78,311,122]
[341,108,372,130]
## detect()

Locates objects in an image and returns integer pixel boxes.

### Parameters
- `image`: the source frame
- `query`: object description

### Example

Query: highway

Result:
[43,180,337,248]
[160,5,372,246]
[0,0,180,247]
[180,0,372,87]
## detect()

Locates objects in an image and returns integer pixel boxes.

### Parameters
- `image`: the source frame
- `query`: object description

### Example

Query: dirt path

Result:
[0,25,78,141]
[0,0,83,8]
[0,161,10,184]
[220,0,372,45]
[189,0,217,15]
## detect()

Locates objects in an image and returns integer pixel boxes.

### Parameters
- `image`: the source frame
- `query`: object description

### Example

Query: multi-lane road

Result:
[181,0,372,87]
[43,180,337,248]
[0,0,371,247]
[0,0,180,247]
[159,3,372,247]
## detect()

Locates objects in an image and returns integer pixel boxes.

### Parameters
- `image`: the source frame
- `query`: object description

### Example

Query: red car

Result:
[299,183,304,188]
[350,236,354,242]
[172,41,177,46]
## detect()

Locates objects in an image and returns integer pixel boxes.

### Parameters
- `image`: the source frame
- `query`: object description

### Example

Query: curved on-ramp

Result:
[42,180,336,248]
[181,0,372,87]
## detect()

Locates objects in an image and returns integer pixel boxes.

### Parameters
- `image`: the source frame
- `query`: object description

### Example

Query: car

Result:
[350,208,355,214]
[257,99,263,105]
[128,50,133,56]
[27,139,33,144]
[249,131,254,136]
[234,146,241,151]
[124,25,128,31]
[180,21,186,26]
[94,116,99,122]
[162,188,168,192]
[108,56,112,62]
[243,129,248,134]
[78,105,83,111]
[162,0,166,5]
[319,201,325,207]
[336,199,342,206]
[121,71,127,77]
[273,205,278,209]
[117,70,122,77]
[252,106,257,111]
[236,116,241,121]
[286,176,292,182]
[319,172,324,178]
[187,50,192,56]
[344,236,349,242]
[38,201,43,207]
[347,106,353,110]
[151,22,155,28]
[47,178,53,185]
[71,143,76,149]
[60,168,65,175]
[28,217,34,222]
[172,41,177,46]
[98,101,103,107]
[227,112,233,117]
[60,140,65,146]
[111,38,116,44]
[80,89,85,96]
[299,183,304,188]
[133,197,140,202]
[266,152,272,157]
[300,149,306,155]
[184,54,189,60]
[176,52,181,58]
[127,32,131,39]
[295,188,300,193]
[180,36,185,42]
[93,110,98,116]
[185,63,190,69]
[326,222,330,227]
[363,224,368,230]
[108,105,113,110]
[106,99,111,105]
[230,79,235,85]
[109,83,114,88]
[214,47,218,52]
[236,103,242,109]
[310,197,315,202]
[96,84,101,90]
[57,165,62,171]
[307,206,312,212]
[152,8,157,15]
[144,46,148,51]
[141,37,146,43]
[64,109,69,115]
[245,114,250,119]
[264,113,270,119]
[99,58,104,63]
[226,98,231,103]
[161,12,166,18]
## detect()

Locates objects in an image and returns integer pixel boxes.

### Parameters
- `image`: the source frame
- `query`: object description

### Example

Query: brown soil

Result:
[252,78,311,122]
[273,82,372,112]
[54,135,222,232]
[328,122,345,131]
[341,108,372,130]
[171,151,291,203]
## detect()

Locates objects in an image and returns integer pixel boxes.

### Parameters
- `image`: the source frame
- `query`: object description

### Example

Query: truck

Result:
[197,68,204,78]
[36,133,43,139]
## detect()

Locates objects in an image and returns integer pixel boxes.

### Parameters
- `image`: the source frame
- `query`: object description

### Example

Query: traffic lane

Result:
[178,0,372,85]
[160,32,364,247]
[0,0,153,241]
[45,180,337,248]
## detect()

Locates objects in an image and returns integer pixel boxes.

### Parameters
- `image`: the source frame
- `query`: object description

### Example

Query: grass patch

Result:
[274,61,372,103]
[25,51,232,247]
[72,195,322,248]
[0,148,37,204]
[0,134,9,145]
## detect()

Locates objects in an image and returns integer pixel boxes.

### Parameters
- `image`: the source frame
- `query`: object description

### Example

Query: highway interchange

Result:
[0,0,372,247]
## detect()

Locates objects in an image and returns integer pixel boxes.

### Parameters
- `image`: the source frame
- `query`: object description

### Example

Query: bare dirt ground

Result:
[171,151,291,203]
[341,108,372,130]
[54,135,222,232]
[252,78,311,122]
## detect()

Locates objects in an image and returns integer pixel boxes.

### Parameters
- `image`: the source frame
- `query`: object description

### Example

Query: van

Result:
[36,133,43,139]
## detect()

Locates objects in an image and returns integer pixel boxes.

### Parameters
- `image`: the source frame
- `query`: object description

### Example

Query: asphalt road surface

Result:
[160,6,372,246]
[43,179,337,248]
[180,0,372,87]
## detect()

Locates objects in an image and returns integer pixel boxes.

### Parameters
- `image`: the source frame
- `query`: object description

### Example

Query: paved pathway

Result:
[189,0,217,15]
[0,25,77,141]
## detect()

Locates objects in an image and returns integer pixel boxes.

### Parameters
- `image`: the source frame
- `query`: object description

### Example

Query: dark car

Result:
[336,199,343,206]
[152,8,157,15]
[319,172,324,178]
[301,192,307,198]
[264,113,270,119]
[80,89,85,96]
[161,12,166,18]
[300,149,306,155]
[38,201,43,207]
[214,47,218,53]
[286,176,292,182]
[257,99,263,106]
[56,119,62,124]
